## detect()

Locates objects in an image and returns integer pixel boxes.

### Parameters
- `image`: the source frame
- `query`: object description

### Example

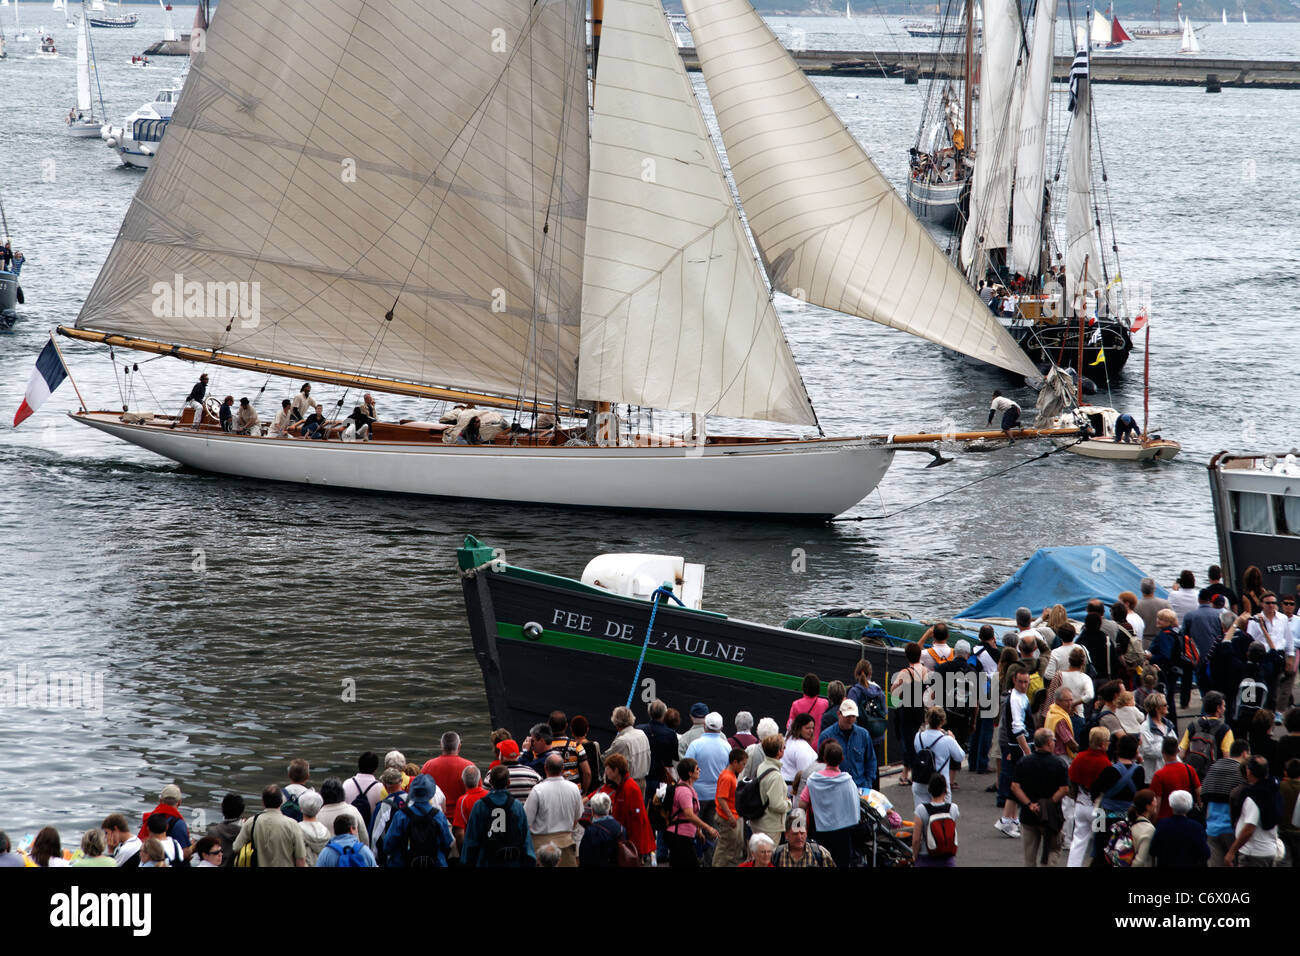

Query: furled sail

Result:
[1009,0,1058,275]
[1066,46,1103,313]
[77,0,590,405]
[75,14,91,113]
[579,0,815,425]
[960,0,1021,273]
[682,0,1041,380]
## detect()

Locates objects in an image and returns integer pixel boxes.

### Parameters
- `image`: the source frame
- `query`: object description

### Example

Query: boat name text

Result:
[549,609,747,663]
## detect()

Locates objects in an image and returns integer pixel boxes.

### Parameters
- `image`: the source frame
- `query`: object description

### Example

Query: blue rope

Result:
[626,585,686,709]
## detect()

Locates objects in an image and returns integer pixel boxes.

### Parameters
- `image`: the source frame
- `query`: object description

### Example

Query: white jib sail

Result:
[961,0,1020,272]
[579,0,816,425]
[1066,50,1103,315]
[1009,0,1058,276]
[682,0,1041,380]
[76,15,91,112]
[77,0,591,405]
[1090,9,1110,45]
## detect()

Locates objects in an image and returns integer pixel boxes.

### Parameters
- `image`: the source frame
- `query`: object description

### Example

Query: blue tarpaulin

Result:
[955,546,1168,620]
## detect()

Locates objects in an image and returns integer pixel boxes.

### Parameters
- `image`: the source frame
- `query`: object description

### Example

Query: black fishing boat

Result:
[457,536,908,741]
[1208,451,1300,598]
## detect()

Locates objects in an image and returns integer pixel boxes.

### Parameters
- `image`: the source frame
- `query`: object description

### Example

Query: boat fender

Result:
[522,621,543,640]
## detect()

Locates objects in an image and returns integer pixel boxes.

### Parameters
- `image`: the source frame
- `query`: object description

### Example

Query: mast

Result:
[1077,256,1088,406]
[963,0,974,150]
[1143,320,1150,437]
[591,0,603,79]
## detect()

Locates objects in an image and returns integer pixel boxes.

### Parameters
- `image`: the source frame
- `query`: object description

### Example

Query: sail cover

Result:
[579,0,815,425]
[78,0,590,404]
[1009,0,1057,275]
[682,0,1040,380]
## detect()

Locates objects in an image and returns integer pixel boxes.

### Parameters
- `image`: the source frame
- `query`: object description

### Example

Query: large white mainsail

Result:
[960,0,1020,274]
[1009,0,1058,275]
[682,0,1040,380]
[75,13,92,114]
[579,0,815,425]
[1066,45,1103,315]
[76,0,590,406]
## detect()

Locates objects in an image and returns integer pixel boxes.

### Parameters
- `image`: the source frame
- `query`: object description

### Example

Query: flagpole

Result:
[48,331,89,413]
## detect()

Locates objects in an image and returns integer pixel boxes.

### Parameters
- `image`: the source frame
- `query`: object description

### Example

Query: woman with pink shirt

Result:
[787,673,830,733]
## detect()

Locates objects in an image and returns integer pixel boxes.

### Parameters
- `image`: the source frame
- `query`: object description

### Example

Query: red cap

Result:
[497,739,520,759]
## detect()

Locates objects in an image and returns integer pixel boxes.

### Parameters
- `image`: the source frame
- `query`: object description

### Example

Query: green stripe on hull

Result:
[496,622,809,692]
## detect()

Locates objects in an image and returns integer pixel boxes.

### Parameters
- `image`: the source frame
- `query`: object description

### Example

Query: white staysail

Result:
[159,0,175,40]
[75,13,91,112]
[1010,0,1057,276]
[77,0,591,406]
[960,0,1020,272]
[1066,47,1102,315]
[579,0,815,425]
[683,0,1039,379]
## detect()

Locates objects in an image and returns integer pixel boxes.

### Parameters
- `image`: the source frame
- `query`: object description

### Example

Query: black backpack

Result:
[480,796,525,866]
[736,767,779,821]
[1184,718,1228,777]
[348,777,379,832]
[280,787,303,822]
[912,734,946,786]
[396,806,444,868]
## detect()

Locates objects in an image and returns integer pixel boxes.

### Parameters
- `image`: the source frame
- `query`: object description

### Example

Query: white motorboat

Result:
[36,33,57,57]
[103,82,181,167]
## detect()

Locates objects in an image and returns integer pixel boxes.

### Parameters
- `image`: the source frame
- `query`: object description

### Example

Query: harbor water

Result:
[0,8,1298,838]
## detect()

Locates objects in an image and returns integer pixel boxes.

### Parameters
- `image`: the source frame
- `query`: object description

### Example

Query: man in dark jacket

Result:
[1180,589,1224,707]
[638,698,680,806]
[382,774,453,867]
[1149,790,1211,866]
[463,766,535,867]
[578,792,626,867]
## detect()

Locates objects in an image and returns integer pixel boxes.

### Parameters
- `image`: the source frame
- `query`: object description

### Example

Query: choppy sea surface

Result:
[1,8,1298,840]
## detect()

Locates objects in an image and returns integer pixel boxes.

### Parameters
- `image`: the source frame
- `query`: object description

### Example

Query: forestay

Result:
[579,0,816,425]
[77,0,590,404]
[682,0,1040,380]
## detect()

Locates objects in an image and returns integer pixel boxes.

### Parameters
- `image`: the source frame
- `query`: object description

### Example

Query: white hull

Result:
[114,146,155,168]
[71,412,895,518]
[1057,436,1181,461]
[67,119,101,137]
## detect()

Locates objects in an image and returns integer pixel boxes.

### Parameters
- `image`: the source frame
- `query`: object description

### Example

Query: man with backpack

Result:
[1180,589,1225,708]
[382,774,453,867]
[1010,728,1069,867]
[318,816,377,867]
[1200,740,1251,866]
[1232,643,1271,736]
[1179,691,1236,779]
[463,766,535,867]
[1149,736,1202,821]
[342,752,384,825]
[995,666,1034,839]
[369,768,410,864]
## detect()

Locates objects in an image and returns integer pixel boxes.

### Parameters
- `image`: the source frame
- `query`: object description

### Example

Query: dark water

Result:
[1,9,1298,841]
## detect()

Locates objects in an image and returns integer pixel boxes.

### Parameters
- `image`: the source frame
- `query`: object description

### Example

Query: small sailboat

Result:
[66,10,105,136]
[1179,15,1201,53]
[1222,8,1228,23]
[1091,6,1131,49]
[1242,8,1247,24]
[12,0,29,41]
[845,0,851,18]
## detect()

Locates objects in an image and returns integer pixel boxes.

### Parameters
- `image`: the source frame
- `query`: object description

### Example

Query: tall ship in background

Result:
[912,0,1135,382]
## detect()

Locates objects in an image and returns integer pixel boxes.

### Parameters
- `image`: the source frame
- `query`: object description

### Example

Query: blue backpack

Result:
[326,838,369,868]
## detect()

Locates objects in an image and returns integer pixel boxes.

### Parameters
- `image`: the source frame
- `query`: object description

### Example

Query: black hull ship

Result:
[458,536,907,742]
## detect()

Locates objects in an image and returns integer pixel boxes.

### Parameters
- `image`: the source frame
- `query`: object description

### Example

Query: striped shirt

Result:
[505,763,541,802]
[772,841,836,867]
[547,737,587,785]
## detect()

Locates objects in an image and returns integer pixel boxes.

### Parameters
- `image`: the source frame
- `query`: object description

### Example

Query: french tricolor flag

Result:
[13,338,69,428]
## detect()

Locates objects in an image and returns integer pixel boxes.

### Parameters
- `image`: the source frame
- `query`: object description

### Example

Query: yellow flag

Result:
[1090,350,1106,366]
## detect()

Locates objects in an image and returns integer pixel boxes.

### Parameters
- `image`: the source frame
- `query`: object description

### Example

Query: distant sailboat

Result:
[12,0,28,41]
[1179,15,1201,53]
[1242,8,1247,24]
[67,9,105,136]
[846,0,851,18]
[1091,6,1131,49]
[1222,8,1227,23]
[158,0,175,40]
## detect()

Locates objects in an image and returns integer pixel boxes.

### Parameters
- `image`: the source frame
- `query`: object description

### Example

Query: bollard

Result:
[1205,73,1221,93]
[904,68,919,85]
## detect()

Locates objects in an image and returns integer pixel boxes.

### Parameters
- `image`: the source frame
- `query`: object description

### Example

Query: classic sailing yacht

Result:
[57,0,1047,519]
[66,8,105,136]
[1179,15,1202,53]
[1090,6,1132,48]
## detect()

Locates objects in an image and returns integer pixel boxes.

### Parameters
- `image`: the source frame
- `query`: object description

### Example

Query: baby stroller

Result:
[851,796,913,867]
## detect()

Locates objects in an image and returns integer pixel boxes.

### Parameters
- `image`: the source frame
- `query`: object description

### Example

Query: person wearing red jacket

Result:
[599,753,654,865]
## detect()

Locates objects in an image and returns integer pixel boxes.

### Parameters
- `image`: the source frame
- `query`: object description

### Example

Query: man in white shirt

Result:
[290,382,314,420]
[1226,757,1281,867]
[921,622,956,672]
[1015,607,1041,647]
[1248,592,1295,713]
[988,391,1021,442]
[1277,596,1299,715]
[1044,623,1091,682]
[524,754,583,867]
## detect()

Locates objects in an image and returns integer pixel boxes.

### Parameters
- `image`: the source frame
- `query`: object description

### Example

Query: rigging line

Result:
[833,437,1087,522]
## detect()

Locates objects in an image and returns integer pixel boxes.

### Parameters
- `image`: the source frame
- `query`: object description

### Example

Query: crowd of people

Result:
[4,564,1297,870]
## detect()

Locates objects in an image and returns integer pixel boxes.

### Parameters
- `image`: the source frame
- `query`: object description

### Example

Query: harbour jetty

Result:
[674,47,1300,88]
[140,36,191,56]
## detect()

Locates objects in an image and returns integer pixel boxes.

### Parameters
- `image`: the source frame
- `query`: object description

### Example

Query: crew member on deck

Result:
[345,394,377,441]
[1114,412,1139,444]
[173,373,208,430]
[988,390,1021,444]
[234,397,260,435]
[219,395,235,433]
[269,399,293,438]
[290,383,314,422]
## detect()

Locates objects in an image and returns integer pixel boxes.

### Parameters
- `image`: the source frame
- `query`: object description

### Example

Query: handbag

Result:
[233,814,259,868]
